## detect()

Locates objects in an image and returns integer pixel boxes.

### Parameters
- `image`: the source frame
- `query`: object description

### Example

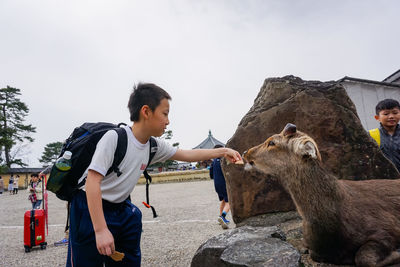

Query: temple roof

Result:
[193,130,225,149]
[382,69,400,84]
[7,167,46,174]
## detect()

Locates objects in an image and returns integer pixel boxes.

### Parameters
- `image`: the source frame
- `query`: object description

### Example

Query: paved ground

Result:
[0,180,234,267]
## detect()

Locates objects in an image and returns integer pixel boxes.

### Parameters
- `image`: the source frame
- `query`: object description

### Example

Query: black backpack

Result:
[47,122,158,217]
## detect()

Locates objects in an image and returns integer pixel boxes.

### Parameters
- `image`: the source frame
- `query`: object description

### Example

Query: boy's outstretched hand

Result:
[171,147,243,163]
[222,148,242,164]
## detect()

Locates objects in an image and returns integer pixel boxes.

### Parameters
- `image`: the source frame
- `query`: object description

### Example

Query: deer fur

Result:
[243,123,400,267]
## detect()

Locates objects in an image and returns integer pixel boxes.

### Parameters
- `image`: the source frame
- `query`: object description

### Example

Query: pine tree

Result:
[39,141,63,166]
[0,86,36,167]
[150,130,179,171]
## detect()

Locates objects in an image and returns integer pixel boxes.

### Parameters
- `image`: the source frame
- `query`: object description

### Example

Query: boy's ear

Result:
[140,105,152,120]
[374,115,380,121]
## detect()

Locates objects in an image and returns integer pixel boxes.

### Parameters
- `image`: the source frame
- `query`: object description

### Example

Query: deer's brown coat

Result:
[243,125,400,266]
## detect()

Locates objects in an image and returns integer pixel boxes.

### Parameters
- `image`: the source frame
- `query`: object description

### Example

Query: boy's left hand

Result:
[223,148,242,163]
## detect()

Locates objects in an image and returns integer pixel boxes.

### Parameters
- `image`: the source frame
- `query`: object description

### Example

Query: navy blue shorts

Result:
[66,190,142,267]
[214,181,228,202]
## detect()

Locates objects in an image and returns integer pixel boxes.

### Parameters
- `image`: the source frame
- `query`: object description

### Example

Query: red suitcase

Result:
[24,209,47,252]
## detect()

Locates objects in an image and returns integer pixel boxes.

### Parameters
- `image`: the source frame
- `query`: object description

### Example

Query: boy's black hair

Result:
[376,99,400,115]
[31,173,39,178]
[128,83,171,122]
[214,144,224,149]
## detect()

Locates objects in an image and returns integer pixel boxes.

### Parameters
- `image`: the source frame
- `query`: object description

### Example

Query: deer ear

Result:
[301,141,319,160]
[282,123,297,137]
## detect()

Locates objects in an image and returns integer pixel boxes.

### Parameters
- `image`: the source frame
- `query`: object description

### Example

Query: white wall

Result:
[341,80,400,130]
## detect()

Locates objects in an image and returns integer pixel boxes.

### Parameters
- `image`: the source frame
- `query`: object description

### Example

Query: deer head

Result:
[243,123,321,177]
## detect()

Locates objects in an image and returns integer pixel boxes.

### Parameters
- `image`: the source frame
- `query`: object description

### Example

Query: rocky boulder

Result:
[192,212,353,267]
[191,225,300,267]
[222,76,400,223]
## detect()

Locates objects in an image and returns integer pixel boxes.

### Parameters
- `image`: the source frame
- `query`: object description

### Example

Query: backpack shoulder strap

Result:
[148,137,158,167]
[77,126,128,188]
[107,127,128,176]
[143,137,158,182]
[369,128,381,147]
[143,137,158,218]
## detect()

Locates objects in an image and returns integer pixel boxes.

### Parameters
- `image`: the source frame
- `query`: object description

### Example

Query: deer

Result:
[242,123,400,266]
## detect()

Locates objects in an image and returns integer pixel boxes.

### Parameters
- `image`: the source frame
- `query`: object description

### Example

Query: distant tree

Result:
[0,157,8,173]
[39,141,63,166]
[163,130,179,148]
[163,129,173,139]
[0,86,36,167]
[150,130,179,170]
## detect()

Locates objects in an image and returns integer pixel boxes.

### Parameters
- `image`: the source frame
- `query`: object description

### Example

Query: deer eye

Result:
[268,141,275,147]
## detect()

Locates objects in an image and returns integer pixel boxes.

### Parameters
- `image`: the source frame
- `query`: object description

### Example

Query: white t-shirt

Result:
[79,125,177,203]
[13,177,19,188]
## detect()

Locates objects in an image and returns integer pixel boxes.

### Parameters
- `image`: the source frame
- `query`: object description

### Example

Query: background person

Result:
[0,176,4,195]
[210,144,231,229]
[8,174,14,195]
[13,175,19,194]
[28,174,43,209]
[369,99,400,172]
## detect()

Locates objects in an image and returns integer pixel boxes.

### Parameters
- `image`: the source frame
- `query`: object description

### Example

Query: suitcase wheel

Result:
[24,246,31,253]
[40,244,46,250]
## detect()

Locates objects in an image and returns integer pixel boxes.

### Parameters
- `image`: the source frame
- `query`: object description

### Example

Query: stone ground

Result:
[0,180,233,267]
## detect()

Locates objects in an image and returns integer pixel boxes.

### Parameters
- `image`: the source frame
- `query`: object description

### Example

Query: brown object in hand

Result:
[110,250,125,262]
[235,160,244,165]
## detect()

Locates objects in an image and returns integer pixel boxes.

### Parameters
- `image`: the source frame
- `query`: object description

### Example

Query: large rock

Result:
[223,76,400,223]
[191,212,352,267]
[191,226,300,267]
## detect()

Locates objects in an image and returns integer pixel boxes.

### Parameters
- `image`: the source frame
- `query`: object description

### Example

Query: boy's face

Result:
[375,107,400,128]
[148,98,170,137]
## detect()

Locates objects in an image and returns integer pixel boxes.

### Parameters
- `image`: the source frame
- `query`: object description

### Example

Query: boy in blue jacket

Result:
[67,83,241,267]
[369,98,400,171]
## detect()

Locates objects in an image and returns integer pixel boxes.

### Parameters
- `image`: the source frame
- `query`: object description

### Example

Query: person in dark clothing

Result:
[210,144,231,229]
[0,176,4,194]
[369,99,400,171]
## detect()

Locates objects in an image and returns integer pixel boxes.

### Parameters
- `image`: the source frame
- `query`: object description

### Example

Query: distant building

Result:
[193,130,225,168]
[2,167,46,189]
[193,130,225,149]
[382,69,400,85]
[338,69,400,131]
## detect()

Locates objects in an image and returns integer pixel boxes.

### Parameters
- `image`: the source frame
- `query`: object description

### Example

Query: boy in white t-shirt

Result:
[66,83,242,267]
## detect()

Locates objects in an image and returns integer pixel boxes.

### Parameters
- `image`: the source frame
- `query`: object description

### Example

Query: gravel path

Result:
[0,180,233,267]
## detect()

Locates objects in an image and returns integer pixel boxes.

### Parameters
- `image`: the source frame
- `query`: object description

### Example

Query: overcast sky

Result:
[1,0,399,167]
